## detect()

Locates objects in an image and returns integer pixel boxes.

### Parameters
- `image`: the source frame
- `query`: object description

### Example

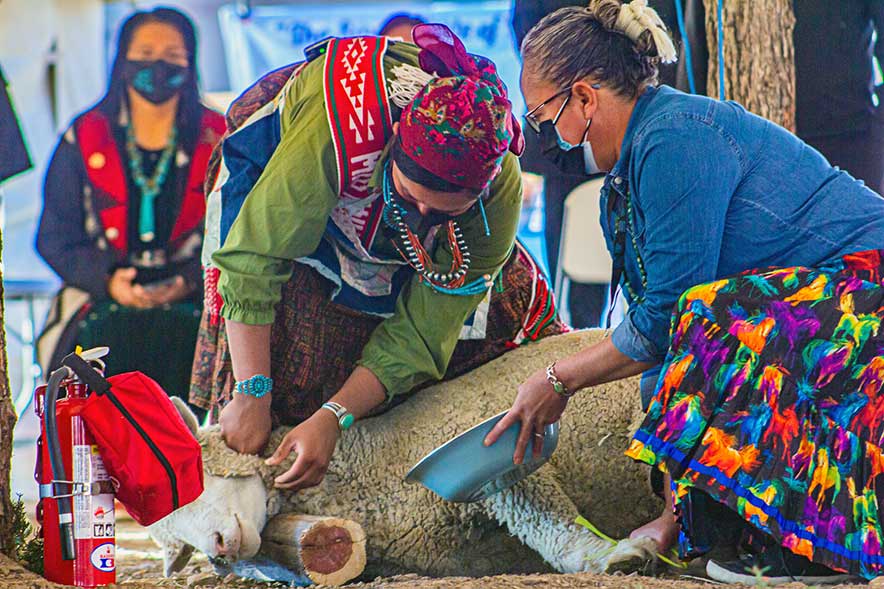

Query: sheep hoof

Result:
[603,537,658,572]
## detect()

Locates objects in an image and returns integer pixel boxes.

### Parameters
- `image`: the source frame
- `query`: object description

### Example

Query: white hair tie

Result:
[614,0,678,64]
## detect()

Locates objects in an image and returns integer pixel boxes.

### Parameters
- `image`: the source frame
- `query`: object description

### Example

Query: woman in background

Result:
[37,7,225,416]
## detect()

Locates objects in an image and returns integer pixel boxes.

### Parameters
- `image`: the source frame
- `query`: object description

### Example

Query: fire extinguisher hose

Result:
[45,366,76,561]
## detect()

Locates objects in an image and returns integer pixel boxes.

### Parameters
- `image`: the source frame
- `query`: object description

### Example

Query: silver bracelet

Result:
[546,362,576,398]
[321,401,354,431]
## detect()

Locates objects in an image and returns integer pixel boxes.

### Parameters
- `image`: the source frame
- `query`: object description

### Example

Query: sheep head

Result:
[146,398,268,576]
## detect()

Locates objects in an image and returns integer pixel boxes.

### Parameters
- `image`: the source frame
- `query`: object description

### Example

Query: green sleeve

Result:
[213,60,338,325]
[358,152,523,396]
[213,42,422,325]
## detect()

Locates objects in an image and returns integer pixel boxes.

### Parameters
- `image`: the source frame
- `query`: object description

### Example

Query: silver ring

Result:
[534,432,544,438]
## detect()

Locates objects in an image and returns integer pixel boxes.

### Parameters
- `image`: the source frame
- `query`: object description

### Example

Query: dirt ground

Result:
[5,508,873,589]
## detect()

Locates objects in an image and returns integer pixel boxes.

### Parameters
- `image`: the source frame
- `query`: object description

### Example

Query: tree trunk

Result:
[0,230,15,557]
[702,0,796,132]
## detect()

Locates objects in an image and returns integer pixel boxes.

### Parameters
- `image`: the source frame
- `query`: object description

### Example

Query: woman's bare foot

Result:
[628,508,679,555]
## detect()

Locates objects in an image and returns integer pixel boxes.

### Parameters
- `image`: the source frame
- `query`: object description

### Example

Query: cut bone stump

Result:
[260,514,366,586]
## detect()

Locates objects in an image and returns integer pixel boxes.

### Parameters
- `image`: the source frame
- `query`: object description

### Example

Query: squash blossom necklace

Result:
[125,121,177,243]
[382,162,492,296]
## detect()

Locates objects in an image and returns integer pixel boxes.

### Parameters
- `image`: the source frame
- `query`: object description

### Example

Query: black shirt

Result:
[112,126,184,285]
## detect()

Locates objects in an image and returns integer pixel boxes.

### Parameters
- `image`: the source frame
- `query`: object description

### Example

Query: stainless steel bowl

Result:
[404,411,559,503]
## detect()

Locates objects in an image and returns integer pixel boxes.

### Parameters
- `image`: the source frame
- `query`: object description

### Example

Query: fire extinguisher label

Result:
[91,494,115,538]
[72,443,115,541]
[90,543,115,572]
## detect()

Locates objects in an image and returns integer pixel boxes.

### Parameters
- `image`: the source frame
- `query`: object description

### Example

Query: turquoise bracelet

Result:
[321,401,354,431]
[234,374,273,398]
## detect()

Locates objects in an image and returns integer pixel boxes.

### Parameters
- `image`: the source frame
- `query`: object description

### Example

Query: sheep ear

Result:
[171,397,200,436]
[162,540,195,576]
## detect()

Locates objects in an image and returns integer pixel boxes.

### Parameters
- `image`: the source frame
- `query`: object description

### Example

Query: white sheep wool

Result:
[162,330,662,580]
[614,0,678,63]
[196,424,297,520]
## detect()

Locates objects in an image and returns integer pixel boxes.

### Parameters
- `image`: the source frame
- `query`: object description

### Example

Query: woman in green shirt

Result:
[191,25,565,490]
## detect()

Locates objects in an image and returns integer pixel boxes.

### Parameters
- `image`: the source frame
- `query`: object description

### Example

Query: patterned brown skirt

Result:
[189,243,567,425]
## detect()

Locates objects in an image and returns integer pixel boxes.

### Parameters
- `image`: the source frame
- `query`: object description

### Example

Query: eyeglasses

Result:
[524,87,572,134]
[523,81,603,134]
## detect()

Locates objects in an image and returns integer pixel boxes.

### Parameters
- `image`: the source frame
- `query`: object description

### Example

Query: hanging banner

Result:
[217,1,522,111]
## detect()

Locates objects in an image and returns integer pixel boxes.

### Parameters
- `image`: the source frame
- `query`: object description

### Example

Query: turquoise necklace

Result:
[613,188,648,305]
[125,122,177,243]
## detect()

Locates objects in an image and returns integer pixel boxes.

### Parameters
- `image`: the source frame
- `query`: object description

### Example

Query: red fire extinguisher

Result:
[34,348,116,587]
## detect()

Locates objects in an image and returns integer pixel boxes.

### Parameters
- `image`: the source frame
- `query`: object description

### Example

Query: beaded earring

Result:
[477,194,491,237]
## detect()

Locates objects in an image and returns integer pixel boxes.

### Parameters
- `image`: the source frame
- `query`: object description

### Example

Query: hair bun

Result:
[588,0,677,63]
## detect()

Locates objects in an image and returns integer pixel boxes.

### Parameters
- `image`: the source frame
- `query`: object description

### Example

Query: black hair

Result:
[97,6,202,152]
[378,13,427,37]
[392,136,471,194]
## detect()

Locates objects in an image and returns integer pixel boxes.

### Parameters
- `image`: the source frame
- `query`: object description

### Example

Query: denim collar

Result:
[608,85,659,184]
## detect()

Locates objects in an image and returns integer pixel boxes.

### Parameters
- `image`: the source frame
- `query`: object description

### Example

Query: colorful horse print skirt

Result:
[626,250,884,579]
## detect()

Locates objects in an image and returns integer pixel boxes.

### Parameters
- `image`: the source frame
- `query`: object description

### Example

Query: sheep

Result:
[148,329,661,581]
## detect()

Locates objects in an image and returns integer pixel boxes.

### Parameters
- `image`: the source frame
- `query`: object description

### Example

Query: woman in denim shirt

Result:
[487,0,884,583]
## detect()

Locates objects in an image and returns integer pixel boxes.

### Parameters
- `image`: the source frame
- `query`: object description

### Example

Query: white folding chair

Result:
[557,178,626,326]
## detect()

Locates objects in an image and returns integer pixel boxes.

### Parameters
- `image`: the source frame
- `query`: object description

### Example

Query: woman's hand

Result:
[265,409,340,491]
[220,394,272,455]
[484,339,655,466]
[107,267,154,309]
[483,367,568,465]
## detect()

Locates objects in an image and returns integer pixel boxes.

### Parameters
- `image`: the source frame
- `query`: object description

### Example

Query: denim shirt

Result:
[604,85,884,369]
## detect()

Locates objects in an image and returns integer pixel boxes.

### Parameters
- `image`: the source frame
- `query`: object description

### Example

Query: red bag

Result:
[62,355,204,526]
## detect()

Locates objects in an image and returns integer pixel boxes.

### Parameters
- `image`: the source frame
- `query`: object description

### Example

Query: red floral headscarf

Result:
[398,24,524,192]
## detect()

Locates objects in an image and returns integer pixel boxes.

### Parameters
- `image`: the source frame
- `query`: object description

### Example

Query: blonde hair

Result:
[522,0,677,97]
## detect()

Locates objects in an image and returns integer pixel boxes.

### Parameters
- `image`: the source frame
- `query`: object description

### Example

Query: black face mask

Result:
[123,59,188,105]
[383,166,458,233]
[390,189,454,233]
[537,119,588,176]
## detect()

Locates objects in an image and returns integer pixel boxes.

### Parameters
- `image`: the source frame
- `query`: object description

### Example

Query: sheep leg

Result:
[259,514,366,586]
[483,468,655,573]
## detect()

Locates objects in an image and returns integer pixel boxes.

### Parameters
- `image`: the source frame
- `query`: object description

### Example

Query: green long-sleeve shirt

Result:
[212,41,523,396]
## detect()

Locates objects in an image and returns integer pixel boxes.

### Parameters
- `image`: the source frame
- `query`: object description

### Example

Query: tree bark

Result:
[702,0,796,132]
[0,229,16,556]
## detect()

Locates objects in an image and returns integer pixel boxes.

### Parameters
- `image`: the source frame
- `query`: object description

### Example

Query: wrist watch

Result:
[321,401,354,432]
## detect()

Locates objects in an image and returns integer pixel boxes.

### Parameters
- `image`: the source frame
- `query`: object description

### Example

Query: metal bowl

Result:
[404,411,559,503]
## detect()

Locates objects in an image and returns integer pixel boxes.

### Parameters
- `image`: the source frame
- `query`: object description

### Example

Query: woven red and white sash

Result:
[323,36,392,253]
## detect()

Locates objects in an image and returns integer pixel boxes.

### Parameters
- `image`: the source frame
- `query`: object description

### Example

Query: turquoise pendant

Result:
[139,192,157,242]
